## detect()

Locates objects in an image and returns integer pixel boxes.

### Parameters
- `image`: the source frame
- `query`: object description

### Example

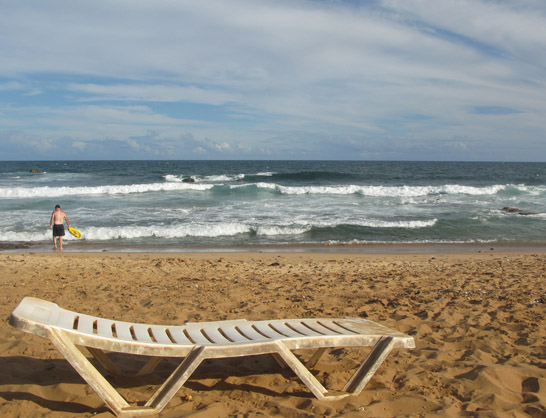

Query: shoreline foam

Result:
[3,240,546,254]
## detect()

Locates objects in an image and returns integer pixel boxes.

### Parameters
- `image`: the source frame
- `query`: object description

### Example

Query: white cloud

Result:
[0,0,545,160]
[0,82,26,91]
[68,83,239,105]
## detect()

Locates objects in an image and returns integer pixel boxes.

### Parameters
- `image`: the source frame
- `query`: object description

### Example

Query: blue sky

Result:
[1,0,545,161]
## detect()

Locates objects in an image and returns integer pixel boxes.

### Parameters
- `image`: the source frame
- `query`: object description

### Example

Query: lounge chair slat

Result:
[198,325,232,344]
[316,319,355,335]
[252,322,287,339]
[96,319,113,338]
[236,323,270,341]
[148,326,173,344]
[114,322,134,341]
[184,327,212,344]
[333,319,392,336]
[265,321,302,338]
[284,320,325,337]
[300,319,344,336]
[167,328,193,344]
[218,326,251,343]
[77,314,95,334]
[132,324,154,343]
[58,310,77,329]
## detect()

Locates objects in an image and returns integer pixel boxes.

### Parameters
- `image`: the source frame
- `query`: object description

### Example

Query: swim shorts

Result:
[53,224,65,237]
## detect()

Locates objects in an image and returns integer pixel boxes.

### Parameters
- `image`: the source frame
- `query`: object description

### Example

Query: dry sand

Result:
[1,250,545,417]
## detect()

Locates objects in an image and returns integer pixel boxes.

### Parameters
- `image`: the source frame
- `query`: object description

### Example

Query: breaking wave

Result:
[0,182,214,198]
[3,180,541,200]
[270,184,507,196]
[0,219,437,242]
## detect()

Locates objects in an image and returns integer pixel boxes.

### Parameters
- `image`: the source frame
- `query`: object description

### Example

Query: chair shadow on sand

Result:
[0,353,315,415]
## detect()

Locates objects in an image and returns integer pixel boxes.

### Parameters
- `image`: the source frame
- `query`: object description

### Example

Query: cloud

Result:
[0,82,26,91]
[0,0,545,161]
[68,83,239,105]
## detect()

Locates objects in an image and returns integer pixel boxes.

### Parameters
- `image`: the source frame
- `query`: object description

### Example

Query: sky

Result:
[1,0,545,161]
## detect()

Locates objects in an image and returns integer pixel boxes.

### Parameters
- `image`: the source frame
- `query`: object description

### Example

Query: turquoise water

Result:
[1,160,545,250]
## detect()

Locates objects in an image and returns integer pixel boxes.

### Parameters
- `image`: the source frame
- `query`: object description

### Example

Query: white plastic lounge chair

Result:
[10,297,415,417]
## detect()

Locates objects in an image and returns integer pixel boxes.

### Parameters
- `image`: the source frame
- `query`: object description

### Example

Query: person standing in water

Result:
[50,205,70,252]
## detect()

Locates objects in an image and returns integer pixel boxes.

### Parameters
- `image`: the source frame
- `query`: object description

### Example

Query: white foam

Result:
[81,223,251,240]
[229,182,277,191]
[355,219,438,228]
[271,184,507,197]
[256,225,311,236]
[165,173,245,182]
[200,174,244,182]
[0,230,79,242]
[0,218,436,243]
[0,182,214,198]
[293,219,437,229]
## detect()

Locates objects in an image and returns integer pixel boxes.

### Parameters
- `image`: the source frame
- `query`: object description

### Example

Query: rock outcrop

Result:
[501,207,537,216]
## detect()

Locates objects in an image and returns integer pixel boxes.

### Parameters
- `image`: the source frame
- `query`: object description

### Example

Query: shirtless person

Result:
[50,205,70,252]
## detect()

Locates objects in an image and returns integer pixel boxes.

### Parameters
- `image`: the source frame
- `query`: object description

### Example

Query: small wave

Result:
[306,219,437,229]
[81,223,251,240]
[165,173,245,182]
[229,182,277,192]
[0,182,215,198]
[0,218,436,243]
[201,174,244,182]
[355,219,438,228]
[254,183,508,197]
[83,223,313,240]
[256,225,311,236]
[325,238,497,245]
[274,171,356,182]
[0,230,77,242]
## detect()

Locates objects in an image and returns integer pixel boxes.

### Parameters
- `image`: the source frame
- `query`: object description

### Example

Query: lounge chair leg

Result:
[343,336,395,395]
[137,357,162,376]
[49,329,130,416]
[306,347,328,368]
[87,348,162,378]
[145,346,207,413]
[270,352,289,368]
[274,342,345,401]
[87,347,124,377]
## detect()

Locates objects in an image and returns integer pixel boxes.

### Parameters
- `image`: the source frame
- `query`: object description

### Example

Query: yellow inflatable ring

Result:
[68,227,82,239]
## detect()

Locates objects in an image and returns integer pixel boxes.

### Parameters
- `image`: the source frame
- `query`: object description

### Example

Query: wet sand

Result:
[1,250,545,417]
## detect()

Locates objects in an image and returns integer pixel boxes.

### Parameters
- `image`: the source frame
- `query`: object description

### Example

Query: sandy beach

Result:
[1,250,545,417]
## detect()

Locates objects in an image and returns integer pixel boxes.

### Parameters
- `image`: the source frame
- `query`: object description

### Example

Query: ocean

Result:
[1,160,545,251]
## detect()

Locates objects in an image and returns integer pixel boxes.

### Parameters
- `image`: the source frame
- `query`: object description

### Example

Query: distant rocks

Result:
[29,168,42,173]
[501,207,537,216]
[182,177,195,183]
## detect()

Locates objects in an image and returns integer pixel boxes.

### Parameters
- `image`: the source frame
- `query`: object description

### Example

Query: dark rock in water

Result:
[182,177,195,183]
[501,207,537,216]
[29,168,42,173]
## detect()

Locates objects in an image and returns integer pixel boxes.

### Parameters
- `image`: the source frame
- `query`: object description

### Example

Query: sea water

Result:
[1,160,545,251]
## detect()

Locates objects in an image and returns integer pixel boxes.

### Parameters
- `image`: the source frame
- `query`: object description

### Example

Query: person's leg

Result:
[53,235,57,251]
[59,236,63,252]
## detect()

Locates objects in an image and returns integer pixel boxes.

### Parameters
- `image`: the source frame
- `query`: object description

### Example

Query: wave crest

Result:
[0,182,214,198]
[272,184,507,196]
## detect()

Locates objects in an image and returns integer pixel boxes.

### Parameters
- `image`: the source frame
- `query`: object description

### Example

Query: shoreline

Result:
[3,240,546,254]
[0,241,546,254]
